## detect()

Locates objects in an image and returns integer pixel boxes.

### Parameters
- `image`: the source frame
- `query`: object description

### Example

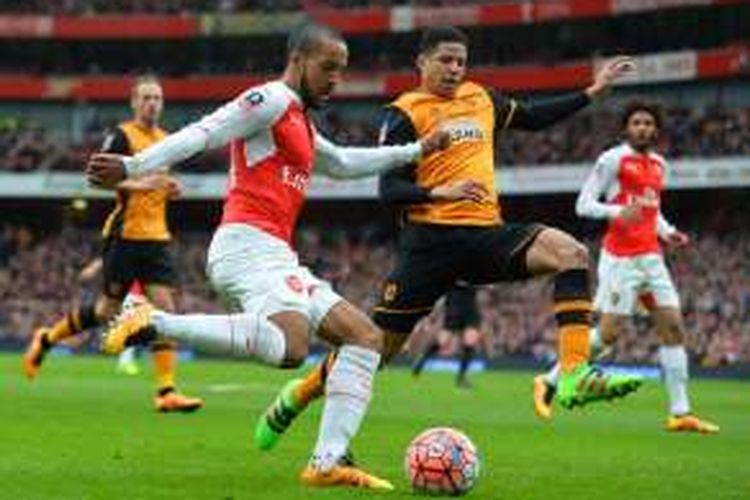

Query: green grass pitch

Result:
[1,352,748,500]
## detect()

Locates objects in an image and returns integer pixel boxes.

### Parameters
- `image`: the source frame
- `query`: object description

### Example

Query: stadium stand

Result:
[2,214,748,366]
[2,104,749,172]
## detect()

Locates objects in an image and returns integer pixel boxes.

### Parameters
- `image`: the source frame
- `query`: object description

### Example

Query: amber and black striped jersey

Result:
[100,121,171,242]
[379,81,590,226]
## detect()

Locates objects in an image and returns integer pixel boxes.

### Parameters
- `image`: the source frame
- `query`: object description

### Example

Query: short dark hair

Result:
[621,100,662,129]
[287,22,344,57]
[419,26,469,54]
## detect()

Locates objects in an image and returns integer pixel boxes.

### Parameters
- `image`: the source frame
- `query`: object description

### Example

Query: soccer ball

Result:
[405,427,480,496]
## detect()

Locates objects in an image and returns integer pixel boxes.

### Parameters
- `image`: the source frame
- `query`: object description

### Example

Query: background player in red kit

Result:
[533,102,719,434]
[86,23,449,489]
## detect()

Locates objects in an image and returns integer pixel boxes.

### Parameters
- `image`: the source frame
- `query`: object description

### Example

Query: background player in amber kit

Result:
[256,26,643,451]
[412,284,483,388]
[533,102,718,433]
[23,77,203,413]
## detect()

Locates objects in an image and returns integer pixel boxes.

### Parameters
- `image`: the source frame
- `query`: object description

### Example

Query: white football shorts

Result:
[206,223,342,332]
[594,249,680,315]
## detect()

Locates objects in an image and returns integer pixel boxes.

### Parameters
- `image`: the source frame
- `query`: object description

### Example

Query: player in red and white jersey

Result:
[533,102,718,434]
[86,23,449,489]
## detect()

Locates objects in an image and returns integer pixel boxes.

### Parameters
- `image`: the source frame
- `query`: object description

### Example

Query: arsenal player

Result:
[533,102,719,434]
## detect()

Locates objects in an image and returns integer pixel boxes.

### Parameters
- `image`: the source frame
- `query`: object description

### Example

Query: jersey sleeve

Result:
[313,108,422,180]
[100,127,130,155]
[575,150,623,220]
[377,107,432,205]
[491,90,590,132]
[124,84,286,177]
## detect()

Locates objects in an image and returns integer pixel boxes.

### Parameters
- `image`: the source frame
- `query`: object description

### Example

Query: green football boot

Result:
[255,378,304,451]
[557,363,643,410]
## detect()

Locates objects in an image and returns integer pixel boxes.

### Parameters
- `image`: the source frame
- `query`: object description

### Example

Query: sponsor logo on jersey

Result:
[626,187,660,209]
[445,119,485,142]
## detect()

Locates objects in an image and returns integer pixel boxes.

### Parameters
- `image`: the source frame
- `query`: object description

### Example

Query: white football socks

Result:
[151,311,286,366]
[310,345,381,472]
[659,344,691,416]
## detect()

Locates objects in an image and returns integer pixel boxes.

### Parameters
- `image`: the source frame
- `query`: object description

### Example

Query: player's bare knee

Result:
[269,311,310,367]
[349,322,383,353]
[558,240,589,270]
[318,301,384,353]
[600,314,626,342]
[282,341,308,368]
[660,320,685,345]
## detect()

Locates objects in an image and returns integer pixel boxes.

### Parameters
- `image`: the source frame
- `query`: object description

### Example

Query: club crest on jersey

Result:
[286,275,306,294]
[281,165,310,192]
[445,119,485,143]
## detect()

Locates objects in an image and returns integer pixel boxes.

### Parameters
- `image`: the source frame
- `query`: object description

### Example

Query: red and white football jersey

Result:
[125,80,421,245]
[576,143,676,257]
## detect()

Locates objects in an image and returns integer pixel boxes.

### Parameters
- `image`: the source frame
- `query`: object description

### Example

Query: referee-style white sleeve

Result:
[313,133,423,179]
[575,152,623,220]
[123,86,285,177]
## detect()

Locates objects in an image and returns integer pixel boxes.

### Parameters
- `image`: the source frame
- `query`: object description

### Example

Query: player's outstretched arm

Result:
[314,128,450,180]
[87,87,283,188]
[498,57,635,131]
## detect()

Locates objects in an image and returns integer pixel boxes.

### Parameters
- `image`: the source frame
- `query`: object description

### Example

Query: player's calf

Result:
[255,353,336,451]
[23,301,102,380]
[268,311,311,368]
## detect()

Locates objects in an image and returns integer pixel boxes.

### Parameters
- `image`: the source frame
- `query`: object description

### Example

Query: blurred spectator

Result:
[3,105,749,173]
[0,0,516,14]
[2,221,748,367]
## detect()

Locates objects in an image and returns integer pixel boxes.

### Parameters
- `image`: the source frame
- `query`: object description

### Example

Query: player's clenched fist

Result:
[664,231,690,248]
[419,128,452,156]
[86,153,128,188]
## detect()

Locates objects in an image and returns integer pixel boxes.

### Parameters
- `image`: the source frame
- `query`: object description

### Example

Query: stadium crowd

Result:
[2,104,749,174]
[2,221,749,366]
[0,0,531,14]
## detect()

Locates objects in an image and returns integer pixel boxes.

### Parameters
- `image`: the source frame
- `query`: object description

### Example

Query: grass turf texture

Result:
[1,352,748,500]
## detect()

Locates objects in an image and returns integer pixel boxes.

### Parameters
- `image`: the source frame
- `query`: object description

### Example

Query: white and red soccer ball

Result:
[405,427,480,496]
